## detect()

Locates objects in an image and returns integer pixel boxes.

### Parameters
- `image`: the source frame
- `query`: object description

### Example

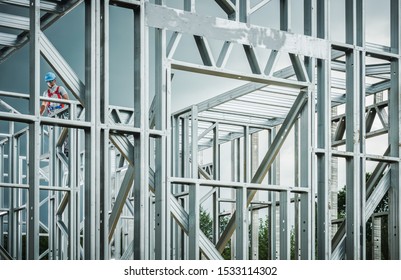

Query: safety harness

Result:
[47,86,64,112]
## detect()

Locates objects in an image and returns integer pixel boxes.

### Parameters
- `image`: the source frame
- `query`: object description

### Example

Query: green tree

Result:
[200,206,213,239]
[199,207,231,259]
[257,217,296,259]
[337,187,346,219]
[337,172,389,259]
[338,172,388,218]
[258,218,269,259]
[219,215,231,259]
[290,227,296,259]
[200,209,296,260]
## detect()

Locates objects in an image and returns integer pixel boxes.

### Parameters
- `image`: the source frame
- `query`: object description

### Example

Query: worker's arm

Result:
[59,86,69,100]
[40,101,46,115]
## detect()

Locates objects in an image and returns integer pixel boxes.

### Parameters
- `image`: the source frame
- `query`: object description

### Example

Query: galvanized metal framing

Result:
[0,0,400,260]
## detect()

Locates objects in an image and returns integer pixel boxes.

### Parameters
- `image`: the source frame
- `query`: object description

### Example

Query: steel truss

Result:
[0,0,400,260]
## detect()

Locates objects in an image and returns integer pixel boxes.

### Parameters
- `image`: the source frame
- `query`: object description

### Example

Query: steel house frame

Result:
[0,0,400,260]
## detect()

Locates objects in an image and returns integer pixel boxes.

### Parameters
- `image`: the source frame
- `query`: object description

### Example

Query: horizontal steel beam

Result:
[198,115,279,129]
[0,0,63,13]
[171,60,309,89]
[145,3,330,60]
[0,90,29,99]
[40,117,91,128]
[109,0,141,8]
[0,182,29,189]
[0,32,18,47]
[170,177,309,193]
[0,111,35,123]
[0,12,29,30]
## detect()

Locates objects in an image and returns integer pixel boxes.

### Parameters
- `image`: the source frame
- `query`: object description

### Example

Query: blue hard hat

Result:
[44,72,56,82]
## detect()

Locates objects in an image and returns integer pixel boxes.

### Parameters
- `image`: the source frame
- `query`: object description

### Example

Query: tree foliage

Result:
[258,218,269,259]
[200,207,295,260]
[199,207,231,259]
[200,207,213,239]
[337,172,388,219]
[337,172,389,259]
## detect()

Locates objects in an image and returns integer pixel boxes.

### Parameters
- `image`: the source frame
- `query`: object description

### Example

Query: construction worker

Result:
[40,71,69,115]
[40,71,69,157]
